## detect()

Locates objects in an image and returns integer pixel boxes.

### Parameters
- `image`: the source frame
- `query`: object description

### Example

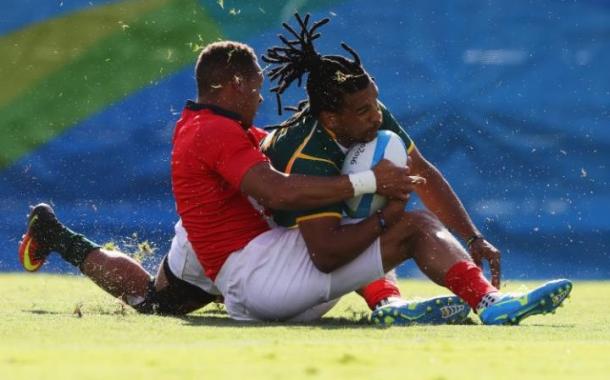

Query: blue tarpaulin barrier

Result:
[0,0,608,279]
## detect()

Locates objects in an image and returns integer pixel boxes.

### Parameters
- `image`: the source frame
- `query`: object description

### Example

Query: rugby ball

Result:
[341,130,407,218]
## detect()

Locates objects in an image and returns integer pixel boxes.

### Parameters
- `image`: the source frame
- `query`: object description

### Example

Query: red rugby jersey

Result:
[171,101,270,280]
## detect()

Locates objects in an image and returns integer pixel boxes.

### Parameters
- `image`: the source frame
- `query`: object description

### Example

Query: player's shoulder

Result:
[377,99,415,151]
[176,109,253,163]
[377,100,394,117]
[264,123,342,175]
[377,100,400,128]
[201,112,244,133]
[291,125,344,175]
[181,102,244,133]
[291,154,340,176]
[262,112,316,151]
[249,127,269,144]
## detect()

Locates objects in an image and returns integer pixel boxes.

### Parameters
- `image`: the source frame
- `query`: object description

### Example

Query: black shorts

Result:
[134,254,216,315]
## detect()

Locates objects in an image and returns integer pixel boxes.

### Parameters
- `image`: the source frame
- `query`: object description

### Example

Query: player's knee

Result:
[407,210,444,236]
[391,210,436,236]
[412,209,441,226]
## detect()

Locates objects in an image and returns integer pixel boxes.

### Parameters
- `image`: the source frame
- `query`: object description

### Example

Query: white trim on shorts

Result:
[167,220,221,296]
[214,226,384,322]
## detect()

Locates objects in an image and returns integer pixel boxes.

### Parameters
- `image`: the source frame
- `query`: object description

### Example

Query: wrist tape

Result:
[349,170,377,197]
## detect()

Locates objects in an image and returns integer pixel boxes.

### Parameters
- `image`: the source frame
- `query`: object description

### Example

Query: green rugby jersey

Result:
[261,102,415,228]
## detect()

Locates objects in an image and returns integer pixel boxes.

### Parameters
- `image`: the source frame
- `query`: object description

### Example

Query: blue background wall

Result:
[0,0,608,279]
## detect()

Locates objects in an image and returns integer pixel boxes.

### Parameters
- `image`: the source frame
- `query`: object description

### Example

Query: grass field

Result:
[2,274,609,379]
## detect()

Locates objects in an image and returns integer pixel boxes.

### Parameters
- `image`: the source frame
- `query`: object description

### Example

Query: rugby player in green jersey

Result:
[255,14,571,325]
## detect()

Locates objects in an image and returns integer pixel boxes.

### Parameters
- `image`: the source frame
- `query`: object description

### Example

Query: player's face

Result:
[240,65,264,128]
[332,81,383,145]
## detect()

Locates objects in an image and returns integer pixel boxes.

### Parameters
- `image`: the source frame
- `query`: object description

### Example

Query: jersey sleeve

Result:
[249,126,269,145]
[202,122,269,190]
[275,157,343,227]
[378,101,416,154]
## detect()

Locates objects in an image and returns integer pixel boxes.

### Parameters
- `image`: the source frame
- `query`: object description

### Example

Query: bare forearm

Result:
[243,161,412,211]
[241,163,355,211]
[274,174,354,210]
[303,217,382,273]
[417,165,480,240]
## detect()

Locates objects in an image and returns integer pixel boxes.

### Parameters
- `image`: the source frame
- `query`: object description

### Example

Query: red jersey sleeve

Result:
[249,127,269,144]
[201,122,269,190]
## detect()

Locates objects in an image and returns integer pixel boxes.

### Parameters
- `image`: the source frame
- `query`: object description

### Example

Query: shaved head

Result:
[195,41,260,98]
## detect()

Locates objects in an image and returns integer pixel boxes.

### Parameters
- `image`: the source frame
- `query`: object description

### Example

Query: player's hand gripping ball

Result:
[341,130,407,218]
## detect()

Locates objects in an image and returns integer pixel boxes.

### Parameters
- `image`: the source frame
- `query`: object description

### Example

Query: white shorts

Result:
[214,227,384,322]
[166,220,220,296]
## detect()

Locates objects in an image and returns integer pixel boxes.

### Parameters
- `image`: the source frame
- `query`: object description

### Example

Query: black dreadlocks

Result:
[262,13,371,120]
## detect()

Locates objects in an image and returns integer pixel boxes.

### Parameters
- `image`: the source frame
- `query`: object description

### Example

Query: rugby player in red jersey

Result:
[20,17,573,325]
[19,41,414,315]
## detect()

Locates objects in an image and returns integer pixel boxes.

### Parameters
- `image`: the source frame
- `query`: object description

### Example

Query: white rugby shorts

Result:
[166,220,221,296]
[214,226,384,322]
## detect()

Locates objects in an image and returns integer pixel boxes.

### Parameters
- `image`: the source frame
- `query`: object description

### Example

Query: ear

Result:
[319,111,338,128]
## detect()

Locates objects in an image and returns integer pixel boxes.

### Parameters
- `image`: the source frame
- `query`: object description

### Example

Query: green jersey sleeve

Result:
[272,156,344,228]
[378,101,415,154]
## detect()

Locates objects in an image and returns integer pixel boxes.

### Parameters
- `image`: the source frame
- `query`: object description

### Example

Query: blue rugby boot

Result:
[479,279,572,325]
[371,295,471,326]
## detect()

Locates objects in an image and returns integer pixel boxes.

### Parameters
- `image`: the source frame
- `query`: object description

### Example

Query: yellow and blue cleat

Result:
[371,296,471,326]
[478,279,572,325]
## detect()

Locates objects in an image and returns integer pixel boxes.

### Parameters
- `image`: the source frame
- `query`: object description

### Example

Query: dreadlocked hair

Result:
[262,13,371,119]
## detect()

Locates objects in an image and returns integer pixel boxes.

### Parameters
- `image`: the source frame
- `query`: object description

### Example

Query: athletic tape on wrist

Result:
[349,170,377,197]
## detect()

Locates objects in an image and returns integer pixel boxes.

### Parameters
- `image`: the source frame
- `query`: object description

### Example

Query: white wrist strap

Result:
[348,170,377,197]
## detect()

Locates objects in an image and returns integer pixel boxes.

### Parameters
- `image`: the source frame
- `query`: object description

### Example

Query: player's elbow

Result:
[309,251,342,274]
[310,256,336,274]
[263,181,300,210]
[248,182,297,210]
[242,163,301,210]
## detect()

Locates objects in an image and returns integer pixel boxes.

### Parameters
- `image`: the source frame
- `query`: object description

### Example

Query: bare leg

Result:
[23,203,212,314]
[380,210,471,286]
[369,212,475,326]
[79,248,152,303]
[80,248,215,314]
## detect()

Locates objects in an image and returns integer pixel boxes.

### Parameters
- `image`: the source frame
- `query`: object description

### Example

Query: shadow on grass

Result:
[176,307,480,329]
[507,323,576,328]
[178,314,372,329]
[24,309,64,315]
[170,304,370,329]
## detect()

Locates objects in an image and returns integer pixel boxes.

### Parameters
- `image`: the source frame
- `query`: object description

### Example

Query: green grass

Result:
[2,274,609,379]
